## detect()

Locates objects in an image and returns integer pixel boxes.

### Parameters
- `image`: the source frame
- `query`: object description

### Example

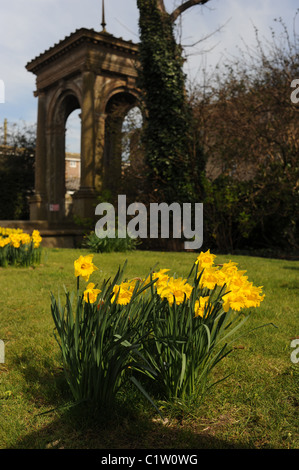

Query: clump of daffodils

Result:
[144,250,264,314]
[74,250,265,316]
[195,250,265,312]
[31,230,42,248]
[0,227,42,249]
[0,227,42,267]
[52,250,266,411]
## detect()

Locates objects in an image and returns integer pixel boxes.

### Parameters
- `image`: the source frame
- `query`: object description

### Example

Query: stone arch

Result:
[102,88,142,194]
[121,105,143,169]
[96,80,141,116]
[47,89,82,222]
[48,83,82,127]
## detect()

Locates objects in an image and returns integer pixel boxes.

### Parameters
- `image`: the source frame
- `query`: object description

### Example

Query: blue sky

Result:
[0,0,298,151]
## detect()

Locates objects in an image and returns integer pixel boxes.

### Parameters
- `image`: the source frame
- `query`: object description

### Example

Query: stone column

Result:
[73,70,97,219]
[29,91,47,220]
[103,114,123,195]
[47,125,66,224]
[94,112,107,192]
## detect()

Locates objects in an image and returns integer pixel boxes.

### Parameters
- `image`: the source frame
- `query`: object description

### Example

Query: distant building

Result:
[65,152,80,193]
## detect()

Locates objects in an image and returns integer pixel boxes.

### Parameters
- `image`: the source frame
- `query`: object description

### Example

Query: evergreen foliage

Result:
[0,123,35,220]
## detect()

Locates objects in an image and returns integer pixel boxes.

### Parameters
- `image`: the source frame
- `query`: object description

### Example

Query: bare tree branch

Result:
[170,0,210,23]
[182,18,231,47]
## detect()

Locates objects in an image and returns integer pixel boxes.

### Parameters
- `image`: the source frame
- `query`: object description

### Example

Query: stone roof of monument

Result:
[26,28,139,74]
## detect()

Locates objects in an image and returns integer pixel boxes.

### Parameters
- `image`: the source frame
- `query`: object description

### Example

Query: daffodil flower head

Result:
[9,233,22,248]
[144,268,170,288]
[158,276,193,305]
[194,296,210,317]
[74,254,98,282]
[198,266,222,290]
[31,230,43,248]
[83,283,101,304]
[111,280,137,305]
[0,237,10,248]
[195,249,217,270]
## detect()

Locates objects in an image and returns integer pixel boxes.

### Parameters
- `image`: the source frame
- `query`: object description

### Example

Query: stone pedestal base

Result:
[72,188,98,221]
[29,193,47,220]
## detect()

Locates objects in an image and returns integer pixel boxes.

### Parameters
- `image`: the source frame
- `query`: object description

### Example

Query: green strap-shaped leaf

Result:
[130,376,163,418]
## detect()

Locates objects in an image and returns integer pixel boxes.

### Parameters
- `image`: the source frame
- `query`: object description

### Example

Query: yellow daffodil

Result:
[223,279,265,312]
[194,296,210,318]
[21,233,31,245]
[31,230,42,248]
[0,237,10,248]
[223,291,248,312]
[83,283,101,304]
[111,280,137,305]
[144,268,170,288]
[158,276,193,305]
[152,268,170,284]
[242,284,265,308]
[195,249,217,270]
[9,233,21,248]
[0,227,22,236]
[219,260,239,276]
[74,254,98,282]
[198,266,222,290]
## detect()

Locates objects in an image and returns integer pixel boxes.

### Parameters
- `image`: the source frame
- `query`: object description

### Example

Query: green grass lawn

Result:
[0,247,298,449]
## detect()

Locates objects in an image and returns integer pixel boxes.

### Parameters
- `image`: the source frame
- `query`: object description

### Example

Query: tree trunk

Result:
[136,0,196,204]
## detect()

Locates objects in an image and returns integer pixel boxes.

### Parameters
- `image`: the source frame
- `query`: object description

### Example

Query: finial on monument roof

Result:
[101,0,107,32]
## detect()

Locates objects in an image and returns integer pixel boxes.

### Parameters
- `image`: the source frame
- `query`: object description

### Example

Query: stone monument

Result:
[26,2,140,240]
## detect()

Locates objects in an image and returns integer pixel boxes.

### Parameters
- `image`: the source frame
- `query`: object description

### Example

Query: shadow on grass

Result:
[7,401,253,450]
[9,353,254,450]
[11,350,71,407]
